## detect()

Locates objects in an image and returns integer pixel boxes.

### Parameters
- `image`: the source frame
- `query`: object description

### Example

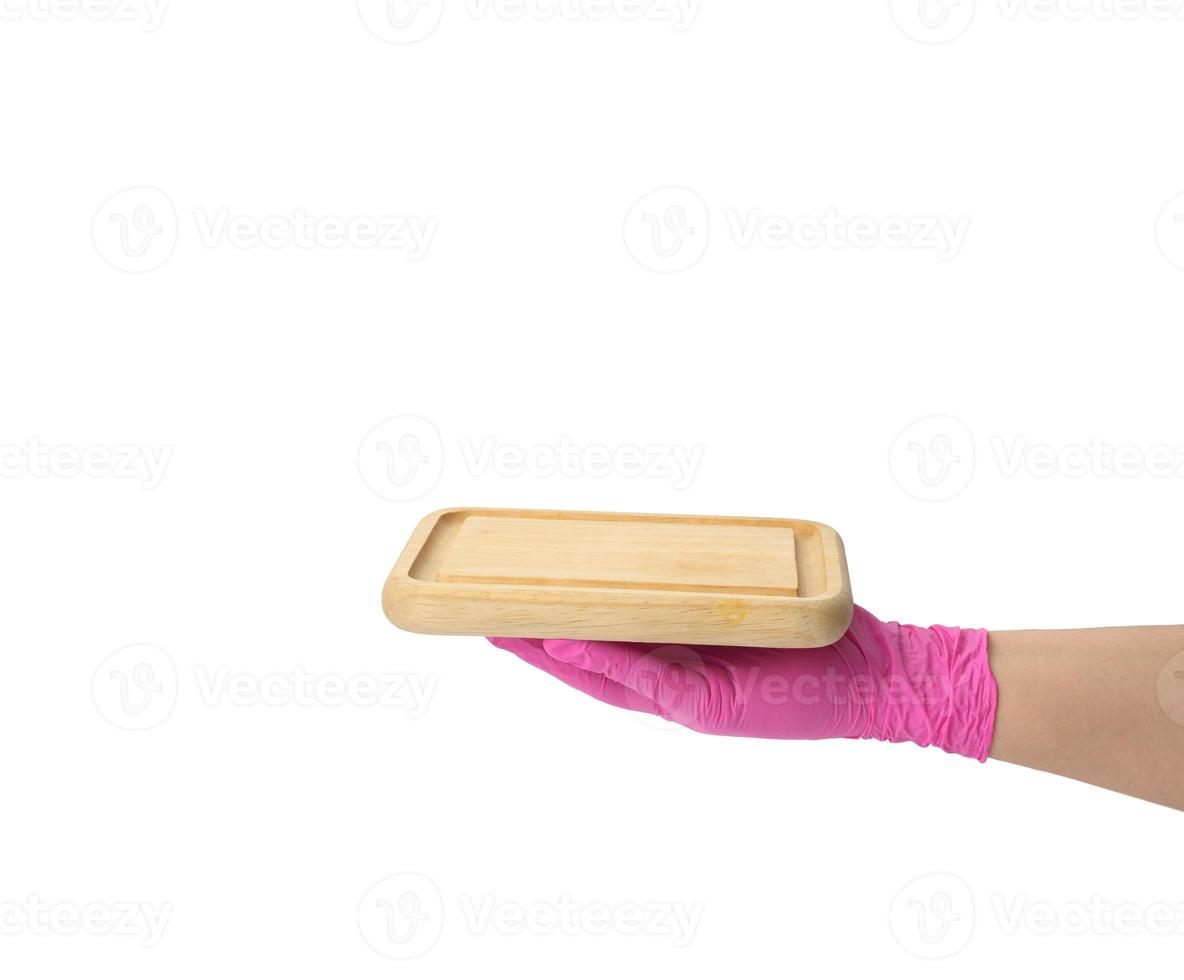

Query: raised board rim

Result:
[382,507,853,648]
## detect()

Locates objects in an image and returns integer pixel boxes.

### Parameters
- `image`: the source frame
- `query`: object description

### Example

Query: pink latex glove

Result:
[489,606,998,761]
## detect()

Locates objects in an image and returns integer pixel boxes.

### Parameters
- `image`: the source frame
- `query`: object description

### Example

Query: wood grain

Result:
[383,508,853,649]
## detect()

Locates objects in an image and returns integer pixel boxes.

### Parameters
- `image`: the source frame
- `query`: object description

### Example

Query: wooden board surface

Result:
[437,516,800,595]
[382,508,853,649]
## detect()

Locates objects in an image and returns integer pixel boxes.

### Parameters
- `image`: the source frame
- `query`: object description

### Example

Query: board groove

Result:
[383,507,853,649]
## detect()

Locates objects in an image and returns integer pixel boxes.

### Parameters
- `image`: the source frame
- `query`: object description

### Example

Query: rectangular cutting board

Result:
[382,508,853,648]
[383,504,857,648]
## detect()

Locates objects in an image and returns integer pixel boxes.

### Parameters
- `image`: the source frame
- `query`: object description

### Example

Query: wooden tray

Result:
[382,508,853,648]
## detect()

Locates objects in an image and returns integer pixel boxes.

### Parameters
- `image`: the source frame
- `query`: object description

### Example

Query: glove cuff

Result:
[869,620,998,762]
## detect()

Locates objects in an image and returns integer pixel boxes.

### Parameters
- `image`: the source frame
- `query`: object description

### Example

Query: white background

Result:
[2,0,1183,975]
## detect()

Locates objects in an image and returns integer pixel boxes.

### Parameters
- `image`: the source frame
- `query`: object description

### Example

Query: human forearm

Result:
[987,626,1184,810]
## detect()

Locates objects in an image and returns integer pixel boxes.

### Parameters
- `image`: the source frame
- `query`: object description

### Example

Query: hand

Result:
[489,606,997,761]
